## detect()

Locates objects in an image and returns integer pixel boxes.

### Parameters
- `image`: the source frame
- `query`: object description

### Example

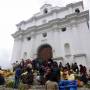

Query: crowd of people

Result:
[12,58,90,90]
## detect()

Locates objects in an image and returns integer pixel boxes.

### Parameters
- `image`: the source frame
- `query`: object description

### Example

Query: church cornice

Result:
[34,1,84,20]
[26,10,89,31]
[66,1,84,9]
[16,1,84,27]
[12,30,24,39]
[12,10,89,38]
[73,53,86,57]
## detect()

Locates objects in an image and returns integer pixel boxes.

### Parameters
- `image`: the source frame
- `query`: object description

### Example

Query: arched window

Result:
[42,33,47,37]
[61,27,66,32]
[64,43,71,55]
[44,8,48,14]
[27,37,31,41]
[75,8,80,13]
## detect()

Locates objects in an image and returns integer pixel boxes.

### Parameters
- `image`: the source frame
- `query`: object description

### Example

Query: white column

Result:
[11,35,23,63]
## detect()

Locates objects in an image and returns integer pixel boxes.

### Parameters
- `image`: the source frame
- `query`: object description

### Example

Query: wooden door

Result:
[37,44,53,61]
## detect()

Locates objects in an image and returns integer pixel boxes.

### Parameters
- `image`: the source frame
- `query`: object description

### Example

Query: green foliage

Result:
[18,83,27,90]
[85,83,90,88]
[6,80,28,90]
[6,80,14,88]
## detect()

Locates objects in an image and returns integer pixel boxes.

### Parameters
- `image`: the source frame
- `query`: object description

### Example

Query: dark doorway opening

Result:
[37,44,53,61]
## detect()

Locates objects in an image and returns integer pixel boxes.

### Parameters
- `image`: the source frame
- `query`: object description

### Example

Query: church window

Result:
[27,37,31,41]
[44,8,48,14]
[61,27,66,32]
[42,33,47,37]
[64,43,71,55]
[75,8,80,13]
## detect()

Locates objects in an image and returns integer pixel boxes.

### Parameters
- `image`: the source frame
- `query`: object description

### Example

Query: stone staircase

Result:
[29,85,45,90]
[0,85,90,90]
[0,85,45,90]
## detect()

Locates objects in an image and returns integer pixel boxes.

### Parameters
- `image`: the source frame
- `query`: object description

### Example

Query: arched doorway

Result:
[37,44,53,61]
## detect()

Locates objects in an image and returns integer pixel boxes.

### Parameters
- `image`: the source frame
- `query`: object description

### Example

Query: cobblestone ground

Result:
[0,85,90,90]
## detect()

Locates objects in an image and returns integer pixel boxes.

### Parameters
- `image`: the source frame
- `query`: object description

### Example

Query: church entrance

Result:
[37,44,53,61]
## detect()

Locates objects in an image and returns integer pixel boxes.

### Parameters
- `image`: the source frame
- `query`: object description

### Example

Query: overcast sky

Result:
[0,0,89,69]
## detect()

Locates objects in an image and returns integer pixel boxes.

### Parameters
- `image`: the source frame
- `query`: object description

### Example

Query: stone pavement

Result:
[0,85,90,90]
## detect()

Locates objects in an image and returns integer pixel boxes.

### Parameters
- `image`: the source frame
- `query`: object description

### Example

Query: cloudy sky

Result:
[0,0,89,69]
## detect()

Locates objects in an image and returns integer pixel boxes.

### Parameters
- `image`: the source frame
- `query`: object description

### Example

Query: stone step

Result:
[0,85,90,90]
[29,85,45,90]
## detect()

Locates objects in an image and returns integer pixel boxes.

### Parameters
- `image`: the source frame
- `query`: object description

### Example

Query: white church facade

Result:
[11,1,90,67]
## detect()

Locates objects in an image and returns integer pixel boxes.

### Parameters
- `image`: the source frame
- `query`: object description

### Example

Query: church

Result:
[11,1,90,68]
